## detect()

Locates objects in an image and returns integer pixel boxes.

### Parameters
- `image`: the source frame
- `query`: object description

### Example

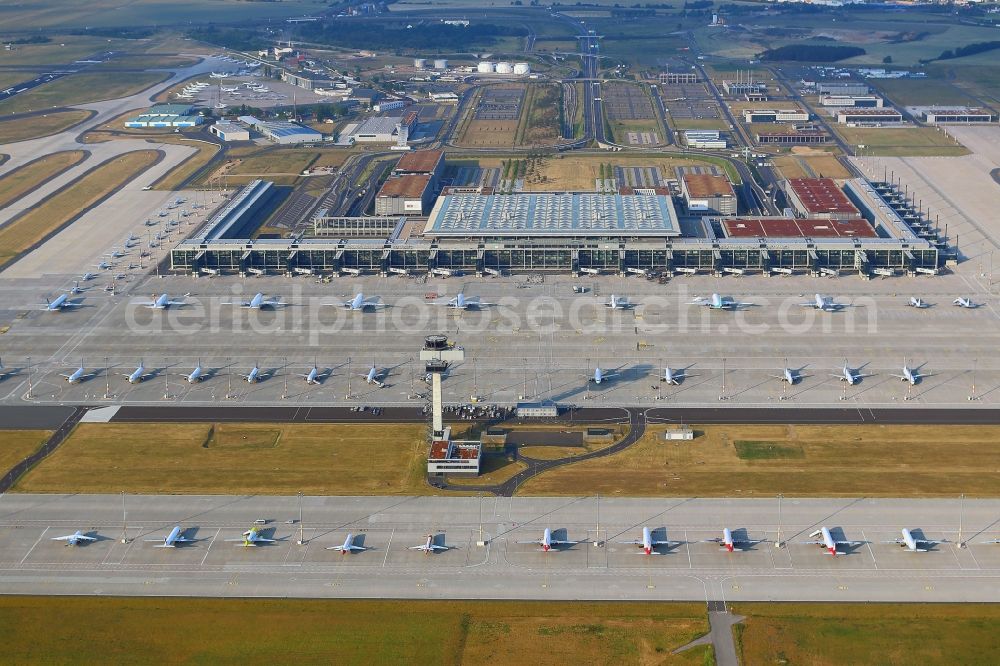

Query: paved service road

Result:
[0,494,997,602]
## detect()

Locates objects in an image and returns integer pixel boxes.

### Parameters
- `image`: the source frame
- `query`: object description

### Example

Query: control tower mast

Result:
[419,334,465,439]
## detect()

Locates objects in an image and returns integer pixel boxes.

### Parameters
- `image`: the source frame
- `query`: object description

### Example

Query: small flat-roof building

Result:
[125,103,203,128]
[920,107,996,124]
[743,108,809,123]
[783,178,861,220]
[819,95,884,108]
[817,81,869,96]
[255,120,324,145]
[516,402,559,418]
[681,173,737,216]
[684,130,727,149]
[210,120,250,142]
[722,80,767,96]
[659,71,698,85]
[427,439,481,475]
[375,174,434,216]
[756,130,829,145]
[836,108,903,125]
[394,149,445,188]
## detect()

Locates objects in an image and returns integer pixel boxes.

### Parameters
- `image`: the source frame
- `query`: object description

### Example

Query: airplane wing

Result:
[834,539,866,546]
[516,539,544,545]
[734,539,765,545]
[549,539,579,545]
[51,534,96,541]
[326,544,366,551]
[652,540,682,546]
[616,539,644,545]
[254,537,277,543]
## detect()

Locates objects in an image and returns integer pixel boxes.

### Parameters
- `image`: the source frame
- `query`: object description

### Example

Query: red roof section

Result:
[395,150,443,173]
[723,217,877,239]
[787,178,860,216]
[377,174,431,199]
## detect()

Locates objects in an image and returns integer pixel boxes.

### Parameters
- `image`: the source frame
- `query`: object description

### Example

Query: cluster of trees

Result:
[70,27,155,39]
[937,40,1000,61]
[7,35,50,45]
[759,44,865,63]
[297,21,525,51]
[185,26,269,52]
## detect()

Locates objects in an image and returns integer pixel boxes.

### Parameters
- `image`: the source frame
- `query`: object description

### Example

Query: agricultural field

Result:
[0,597,710,664]
[733,603,1000,665]
[0,110,93,144]
[835,126,970,157]
[0,0,332,30]
[517,83,563,146]
[0,71,168,115]
[13,422,434,496]
[0,432,50,476]
[0,151,87,212]
[0,150,159,269]
[518,423,1000,497]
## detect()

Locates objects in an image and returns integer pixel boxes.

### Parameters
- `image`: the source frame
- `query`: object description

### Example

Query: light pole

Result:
[226,357,233,399]
[594,493,601,547]
[957,493,966,548]
[775,493,783,548]
[282,356,288,400]
[297,491,305,545]
[120,491,128,543]
[104,356,111,400]
[25,356,32,399]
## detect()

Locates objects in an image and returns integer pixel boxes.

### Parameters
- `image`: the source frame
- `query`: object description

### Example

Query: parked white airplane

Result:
[80,272,96,281]
[800,526,864,556]
[517,528,578,552]
[145,526,192,548]
[590,366,617,384]
[138,293,190,309]
[953,297,980,309]
[94,261,112,270]
[227,525,276,547]
[51,530,98,546]
[42,294,80,311]
[327,533,367,553]
[883,528,946,552]
[409,534,449,554]
[325,292,381,311]
[831,359,868,385]
[617,527,680,555]
[890,359,924,385]
[301,364,322,385]
[123,360,148,384]
[363,364,386,387]
[908,297,930,309]
[705,528,765,552]
[181,361,204,384]
[772,367,803,385]
[689,294,752,310]
[69,281,84,294]
[605,295,634,310]
[242,363,262,384]
[60,362,93,384]
[799,293,842,311]
[436,292,492,310]
[225,293,286,309]
[661,367,686,385]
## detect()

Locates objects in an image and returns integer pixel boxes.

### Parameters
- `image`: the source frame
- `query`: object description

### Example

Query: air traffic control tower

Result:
[420,335,481,475]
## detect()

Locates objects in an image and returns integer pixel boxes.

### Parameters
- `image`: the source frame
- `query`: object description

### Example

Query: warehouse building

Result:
[255,120,324,144]
[209,120,250,142]
[756,130,829,145]
[836,108,903,125]
[684,130,727,149]
[281,69,340,91]
[820,95,884,108]
[920,107,996,124]
[681,173,737,216]
[783,178,860,220]
[124,104,203,128]
[817,81,869,96]
[341,115,414,143]
[375,174,434,215]
[743,108,809,123]
[722,80,767,96]
[393,149,445,188]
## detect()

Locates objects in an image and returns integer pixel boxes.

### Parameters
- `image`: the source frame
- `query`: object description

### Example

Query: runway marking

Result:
[200,528,220,566]
[381,528,394,567]
[18,526,49,566]
[685,531,693,569]
[863,529,878,569]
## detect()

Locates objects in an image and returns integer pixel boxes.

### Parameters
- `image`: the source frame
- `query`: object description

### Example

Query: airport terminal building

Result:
[171,175,942,277]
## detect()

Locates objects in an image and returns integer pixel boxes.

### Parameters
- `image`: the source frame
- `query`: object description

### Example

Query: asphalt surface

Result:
[0,494,997,602]
[0,405,75,429]
[0,407,85,492]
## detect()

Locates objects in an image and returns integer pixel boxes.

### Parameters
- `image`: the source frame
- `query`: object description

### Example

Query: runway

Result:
[0,494,997,602]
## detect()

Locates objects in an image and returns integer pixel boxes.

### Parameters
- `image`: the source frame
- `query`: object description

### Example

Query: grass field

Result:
[518,83,563,146]
[0,431,50,476]
[872,78,978,107]
[518,424,1000,497]
[0,596,710,664]
[733,603,1000,665]
[151,140,221,190]
[0,150,87,213]
[835,126,970,156]
[0,71,168,115]
[0,109,92,144]
[0,150,159,269]
[13,422,433,495]
[772,154,852,180]
[207,148,320,187]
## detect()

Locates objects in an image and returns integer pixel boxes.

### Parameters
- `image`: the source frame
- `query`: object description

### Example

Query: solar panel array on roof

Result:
[423,193,679,237]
